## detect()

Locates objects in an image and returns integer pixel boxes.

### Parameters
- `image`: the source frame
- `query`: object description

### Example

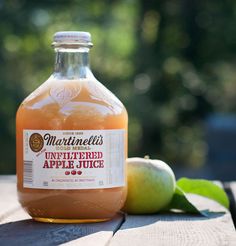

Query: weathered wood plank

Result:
[228,182,236,207]
[224,182,236,227]
[0,176,125,246]
[0,175,17,182]
[109,195,236,246]
[0,175,20,221]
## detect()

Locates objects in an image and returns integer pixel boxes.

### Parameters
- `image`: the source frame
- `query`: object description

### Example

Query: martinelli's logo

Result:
[29,133,44,152]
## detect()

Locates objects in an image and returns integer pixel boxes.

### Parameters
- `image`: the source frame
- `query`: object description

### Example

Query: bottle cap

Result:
[52,31,93,47]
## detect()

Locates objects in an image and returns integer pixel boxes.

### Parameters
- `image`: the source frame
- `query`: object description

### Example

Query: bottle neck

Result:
[54,47,91,79]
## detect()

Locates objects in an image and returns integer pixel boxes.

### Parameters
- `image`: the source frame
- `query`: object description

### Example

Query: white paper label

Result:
[23,129,125,189]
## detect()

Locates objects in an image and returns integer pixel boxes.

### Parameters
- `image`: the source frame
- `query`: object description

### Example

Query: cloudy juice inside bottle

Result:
[16,32,128,223]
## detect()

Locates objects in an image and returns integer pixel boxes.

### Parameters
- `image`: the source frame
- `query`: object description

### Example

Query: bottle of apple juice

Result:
[16,31,128,223]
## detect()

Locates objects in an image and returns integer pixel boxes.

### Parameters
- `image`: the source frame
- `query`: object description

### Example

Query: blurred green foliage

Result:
[1,0,236,173]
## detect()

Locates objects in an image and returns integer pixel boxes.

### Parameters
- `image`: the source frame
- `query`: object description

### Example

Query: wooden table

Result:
[0,176,236,246]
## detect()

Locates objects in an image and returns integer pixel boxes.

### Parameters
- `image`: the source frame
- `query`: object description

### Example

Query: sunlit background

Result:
[1,0,236,180]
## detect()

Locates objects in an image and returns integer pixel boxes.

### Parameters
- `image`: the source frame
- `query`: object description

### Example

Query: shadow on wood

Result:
[0,215,124,246]
[120,211,226,230]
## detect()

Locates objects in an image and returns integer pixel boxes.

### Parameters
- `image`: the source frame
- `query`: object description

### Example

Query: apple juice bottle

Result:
[16,31,128,223]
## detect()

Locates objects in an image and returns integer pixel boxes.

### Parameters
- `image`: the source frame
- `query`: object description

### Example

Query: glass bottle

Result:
[16,31,128,223]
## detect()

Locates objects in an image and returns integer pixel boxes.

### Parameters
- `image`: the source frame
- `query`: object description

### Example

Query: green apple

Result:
[123,157,176,214]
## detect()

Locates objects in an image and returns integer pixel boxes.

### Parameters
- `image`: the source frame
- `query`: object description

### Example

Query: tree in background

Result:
[1,0,236,173]
[135,0,236,166]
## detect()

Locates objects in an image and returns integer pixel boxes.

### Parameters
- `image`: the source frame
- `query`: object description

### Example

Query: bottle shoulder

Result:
[17,78,127,118]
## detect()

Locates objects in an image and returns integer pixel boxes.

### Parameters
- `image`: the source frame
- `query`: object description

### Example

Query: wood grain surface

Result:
[229,182,236,200]
[109,195,236,246]
[0,176,235,246]
[225,182,236,227]
[0,176,20,221]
